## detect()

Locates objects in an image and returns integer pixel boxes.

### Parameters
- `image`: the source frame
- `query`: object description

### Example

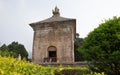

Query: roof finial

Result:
[52,6,60,17]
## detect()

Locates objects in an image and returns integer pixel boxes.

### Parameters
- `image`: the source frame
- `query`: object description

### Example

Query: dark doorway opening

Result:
[49,51,56,57]
[48,51,57,62]
[43,46,57,62]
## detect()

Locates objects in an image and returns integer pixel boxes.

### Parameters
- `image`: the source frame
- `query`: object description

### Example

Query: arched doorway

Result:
[47,46,57,62]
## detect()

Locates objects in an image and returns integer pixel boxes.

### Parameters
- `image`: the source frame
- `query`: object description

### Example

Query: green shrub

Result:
[55,67,91,75]
[0,56,55,75]
[0,56,106,75]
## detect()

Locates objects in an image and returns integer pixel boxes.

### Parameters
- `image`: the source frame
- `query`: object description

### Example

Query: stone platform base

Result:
[39,61,89,67]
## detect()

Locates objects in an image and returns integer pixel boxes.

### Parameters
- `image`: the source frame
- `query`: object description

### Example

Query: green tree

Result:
[74,33,84,61]
[0,44,8,51]
[79,17,120,75]
[0,44,9,56]
[0,44,15,57]
[8,42,28,59]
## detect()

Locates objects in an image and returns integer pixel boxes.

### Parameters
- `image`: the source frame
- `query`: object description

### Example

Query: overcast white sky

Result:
[0,0,120,57]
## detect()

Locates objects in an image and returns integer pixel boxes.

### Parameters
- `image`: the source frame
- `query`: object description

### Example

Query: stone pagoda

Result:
[29,7,76,64]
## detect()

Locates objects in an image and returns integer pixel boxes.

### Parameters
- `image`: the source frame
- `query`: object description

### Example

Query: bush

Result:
[55,67,90,75]
[0,56,106,75]
[0,56,55,75]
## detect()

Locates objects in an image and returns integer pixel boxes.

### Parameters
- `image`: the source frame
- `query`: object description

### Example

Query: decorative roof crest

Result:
[52,6,60,17]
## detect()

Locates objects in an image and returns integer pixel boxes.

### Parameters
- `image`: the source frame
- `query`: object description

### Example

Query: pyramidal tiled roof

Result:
[30,6,75,24]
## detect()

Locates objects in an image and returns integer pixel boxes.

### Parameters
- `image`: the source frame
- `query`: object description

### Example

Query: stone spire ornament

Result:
[30,6,74,24]
[52,6,60,17]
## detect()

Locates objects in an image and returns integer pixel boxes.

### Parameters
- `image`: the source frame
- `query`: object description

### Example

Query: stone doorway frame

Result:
[47,46,57,62]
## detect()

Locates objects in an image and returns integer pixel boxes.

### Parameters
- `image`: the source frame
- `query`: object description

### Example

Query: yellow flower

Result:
[59,68,63,71]
[0,70,4,74]
[101,72,105,75]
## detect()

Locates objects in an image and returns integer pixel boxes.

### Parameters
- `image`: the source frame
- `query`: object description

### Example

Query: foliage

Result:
[0,56,55,75]
[0,42,28,59]
[79,16,120,75]
[74,33,84,61]
[0,56,106,75]
[8,42,28,59]
[90,72,106,75]
[0,44,8,51]
[0,44,15,57]
[55,67,90,75]
[55,67,106,75]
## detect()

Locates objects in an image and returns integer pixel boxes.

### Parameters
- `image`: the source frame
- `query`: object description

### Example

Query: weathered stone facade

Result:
[29,7,76,64]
